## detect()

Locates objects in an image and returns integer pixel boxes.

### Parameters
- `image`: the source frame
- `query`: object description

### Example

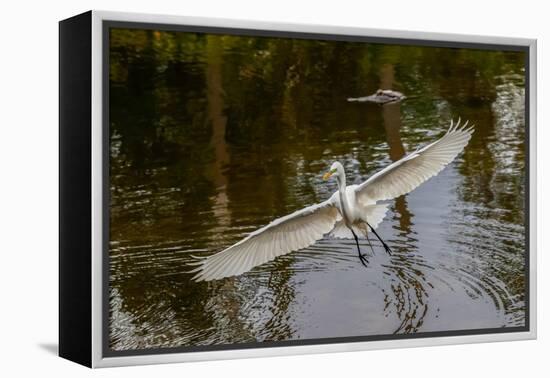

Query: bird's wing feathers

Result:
[190,120,473,282]
[190,198,340,282]
[355,119,474,203]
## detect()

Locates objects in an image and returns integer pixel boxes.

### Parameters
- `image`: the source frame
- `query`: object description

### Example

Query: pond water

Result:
[108,29,527,351]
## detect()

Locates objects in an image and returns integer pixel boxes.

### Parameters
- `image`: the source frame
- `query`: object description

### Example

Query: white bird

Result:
[189,119,474,282]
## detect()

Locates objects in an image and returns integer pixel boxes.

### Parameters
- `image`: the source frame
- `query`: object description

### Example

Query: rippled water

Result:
[108,30,526,351]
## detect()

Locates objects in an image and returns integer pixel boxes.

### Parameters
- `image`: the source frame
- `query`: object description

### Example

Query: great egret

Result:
[190,119,474,282]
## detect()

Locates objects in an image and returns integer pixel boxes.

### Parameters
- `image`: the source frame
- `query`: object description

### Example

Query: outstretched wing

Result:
[355,119,474,204]
[189,197,340,282]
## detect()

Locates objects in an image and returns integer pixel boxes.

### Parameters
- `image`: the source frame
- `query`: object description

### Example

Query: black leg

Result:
[351,229,369,267]
[364,227,376,256]
[366,222,393,256]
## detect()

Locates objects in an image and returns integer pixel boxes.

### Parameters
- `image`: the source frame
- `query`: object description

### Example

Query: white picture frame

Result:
[59,10,537,368]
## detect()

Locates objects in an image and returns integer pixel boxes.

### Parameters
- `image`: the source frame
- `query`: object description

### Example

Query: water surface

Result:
[109,30,526,351]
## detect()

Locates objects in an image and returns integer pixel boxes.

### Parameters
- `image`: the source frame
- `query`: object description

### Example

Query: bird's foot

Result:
[352,230,370,268]
[366,222,393,256]
[382,242,393,256]
[358,252,370,267]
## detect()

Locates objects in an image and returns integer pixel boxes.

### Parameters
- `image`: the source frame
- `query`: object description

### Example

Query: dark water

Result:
[108,29,526,351]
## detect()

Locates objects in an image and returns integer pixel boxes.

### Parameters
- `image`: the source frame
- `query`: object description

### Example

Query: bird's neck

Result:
[337,173,351,219]
[337,173,347,197]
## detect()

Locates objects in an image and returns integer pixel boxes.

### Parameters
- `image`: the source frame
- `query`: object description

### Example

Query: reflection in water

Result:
[377,63,428,333]
[109,29,527,351]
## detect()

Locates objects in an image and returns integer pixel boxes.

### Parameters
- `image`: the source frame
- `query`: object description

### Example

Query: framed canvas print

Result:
[59,10,537,368]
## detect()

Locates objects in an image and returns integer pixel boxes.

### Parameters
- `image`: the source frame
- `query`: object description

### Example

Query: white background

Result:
[0,0,546,376]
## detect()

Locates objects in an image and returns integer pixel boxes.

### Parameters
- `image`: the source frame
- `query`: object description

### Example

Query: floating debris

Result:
[347,89,406,104]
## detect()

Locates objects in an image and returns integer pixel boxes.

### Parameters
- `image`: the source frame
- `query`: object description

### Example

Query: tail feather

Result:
[362,203,389,230]
[328,203,389,239]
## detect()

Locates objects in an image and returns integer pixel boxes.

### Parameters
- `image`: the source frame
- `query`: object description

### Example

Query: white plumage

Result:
[190,119,474,282]
[355,119,474,203]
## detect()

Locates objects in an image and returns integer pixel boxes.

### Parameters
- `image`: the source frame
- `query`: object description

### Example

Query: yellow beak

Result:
[322,171,333,181]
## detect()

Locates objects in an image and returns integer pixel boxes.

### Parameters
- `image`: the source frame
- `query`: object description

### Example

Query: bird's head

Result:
[323,161,344,181]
